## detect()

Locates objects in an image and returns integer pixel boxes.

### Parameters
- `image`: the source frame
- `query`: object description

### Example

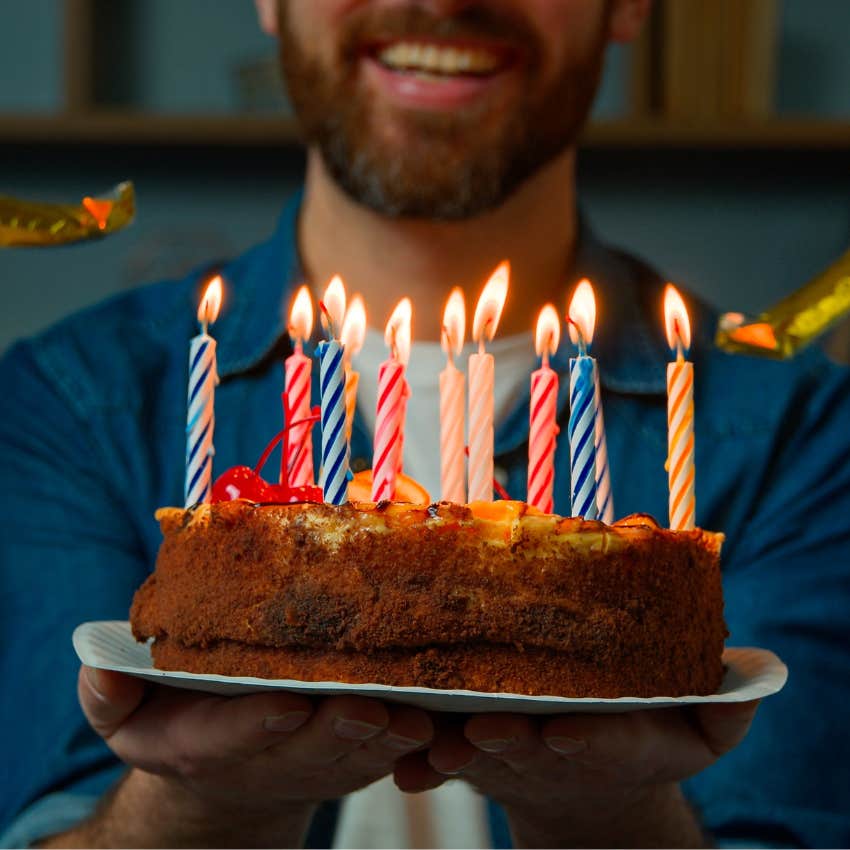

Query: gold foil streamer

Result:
[0,181,134,247]
[716,247,850,359]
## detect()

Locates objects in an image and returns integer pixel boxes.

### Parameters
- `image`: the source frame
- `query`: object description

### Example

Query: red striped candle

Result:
[371,298,412,502]
[528,305,561,513]
[283,285,314,488]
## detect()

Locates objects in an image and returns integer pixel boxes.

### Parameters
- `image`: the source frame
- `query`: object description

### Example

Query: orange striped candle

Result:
[664,284,695,530]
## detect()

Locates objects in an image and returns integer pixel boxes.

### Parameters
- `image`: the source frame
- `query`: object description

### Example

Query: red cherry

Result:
[211,466,270,503]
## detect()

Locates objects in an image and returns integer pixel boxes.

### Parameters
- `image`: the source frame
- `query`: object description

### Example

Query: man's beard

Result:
[278,3,608,220]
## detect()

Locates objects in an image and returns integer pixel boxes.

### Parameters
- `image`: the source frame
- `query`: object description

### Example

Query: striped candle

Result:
[372,298,412,502]
[528,305,560,513]
[341,295,366,442]
[567,279,598,520]
[664,284,695,530]
[317,276,349,504]
[440,287,466,504]
[318,339,349,504]
[468,262,510,503]
[184,275,222,507]
[283,285,314,488]
[594,371,615,523]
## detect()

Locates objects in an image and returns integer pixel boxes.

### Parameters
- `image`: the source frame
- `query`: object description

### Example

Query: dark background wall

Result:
[2,0,849,353]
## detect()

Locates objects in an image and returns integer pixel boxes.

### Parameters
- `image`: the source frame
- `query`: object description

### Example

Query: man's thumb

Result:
[78,665,146,740]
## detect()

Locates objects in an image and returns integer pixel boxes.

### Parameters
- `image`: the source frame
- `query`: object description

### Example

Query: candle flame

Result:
[197,275,223,327]
[384,297,412,367]
[567,278,596,348]
[321,275,347,337]
[664,284,692,354]
[441,287,466,358]
[472,260,510,344]
[535,304,561,358]
[288,285,314,344]
[341,294,367,359]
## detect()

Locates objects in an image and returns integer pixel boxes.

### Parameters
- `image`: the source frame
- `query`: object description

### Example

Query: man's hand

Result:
[394,701,760,848]
[44,665,433,848]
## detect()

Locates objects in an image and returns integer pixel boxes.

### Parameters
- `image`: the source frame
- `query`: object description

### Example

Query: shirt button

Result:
[351,456,369,473]
[494,466,508,486]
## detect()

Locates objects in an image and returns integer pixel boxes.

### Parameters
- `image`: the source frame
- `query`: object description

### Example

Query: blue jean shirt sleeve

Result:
[0,340,149,841]
[684,357,850,847]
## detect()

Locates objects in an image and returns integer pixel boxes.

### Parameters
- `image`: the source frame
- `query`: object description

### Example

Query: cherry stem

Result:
[254,408,320,477]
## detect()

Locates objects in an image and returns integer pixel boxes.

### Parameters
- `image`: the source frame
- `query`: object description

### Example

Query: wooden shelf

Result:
[3,111,850,151]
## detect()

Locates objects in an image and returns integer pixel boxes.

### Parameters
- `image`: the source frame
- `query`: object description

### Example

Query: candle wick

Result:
[674,318,685,362]
[478,336,485,356]
[201,320,208,337]
[542,350,549,369]
[319,300,336,341]
[442,324,455,367]
[567,316,587,357]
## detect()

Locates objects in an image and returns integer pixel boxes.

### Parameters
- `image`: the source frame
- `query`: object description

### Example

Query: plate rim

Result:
[73,620,788,707]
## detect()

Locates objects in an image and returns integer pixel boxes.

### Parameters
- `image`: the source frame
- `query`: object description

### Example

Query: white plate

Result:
[73,621,787,715]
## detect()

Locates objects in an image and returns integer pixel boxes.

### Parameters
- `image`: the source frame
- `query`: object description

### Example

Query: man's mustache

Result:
[338,3,543,66]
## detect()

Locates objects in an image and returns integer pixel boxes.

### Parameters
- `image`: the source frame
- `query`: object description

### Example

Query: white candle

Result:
[468,262,509,503]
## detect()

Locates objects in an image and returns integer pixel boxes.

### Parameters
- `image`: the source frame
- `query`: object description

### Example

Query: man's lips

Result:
[359,37,520,110]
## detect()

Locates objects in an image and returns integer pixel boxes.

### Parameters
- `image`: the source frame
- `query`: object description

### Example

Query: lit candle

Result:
[440,287,466,504]
[594,373,615,523]
[371,298,412,502]
[468,261,510,503]
[185,275,222,507]
[567,279,598,520]
[283,285,315,488]
[664,284,695,530]
[317,276,349,505]
[341,295,366,442]
[528,304,561,513]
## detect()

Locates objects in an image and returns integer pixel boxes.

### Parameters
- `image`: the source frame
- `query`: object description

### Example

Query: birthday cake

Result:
[130,498,726,698]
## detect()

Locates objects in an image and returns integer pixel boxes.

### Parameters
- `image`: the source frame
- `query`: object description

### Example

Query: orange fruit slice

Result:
[347,470,430,505]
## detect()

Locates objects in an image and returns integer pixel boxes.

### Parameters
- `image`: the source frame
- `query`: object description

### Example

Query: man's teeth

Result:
[378,42,501,76]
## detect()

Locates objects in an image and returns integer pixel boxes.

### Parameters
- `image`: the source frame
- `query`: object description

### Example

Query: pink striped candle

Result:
[664,284,695,530]
[371,298,412,502]
[440,287,466,504]
[468,262,510,503]
[528,305,561,513]
[283,285,314,488]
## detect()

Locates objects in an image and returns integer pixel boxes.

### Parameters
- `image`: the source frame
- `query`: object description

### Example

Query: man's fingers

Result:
[394,750,446,793]
[428,721,479,775]
[78,666,147,739]
[464,713,544,769]
[279,696,390,767]
[106,686,314,771]
[348,704,434,771]
[692,699,760,757]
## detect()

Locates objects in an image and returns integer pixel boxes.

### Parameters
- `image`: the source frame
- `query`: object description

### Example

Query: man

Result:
[2,0,849,847]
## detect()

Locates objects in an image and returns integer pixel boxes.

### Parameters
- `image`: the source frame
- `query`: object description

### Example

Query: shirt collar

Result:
[214,190,304,378]
[212,191,705,399]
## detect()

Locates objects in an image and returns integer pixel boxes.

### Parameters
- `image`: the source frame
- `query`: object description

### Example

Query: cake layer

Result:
[131,500,727,692]
[151,636,724,697]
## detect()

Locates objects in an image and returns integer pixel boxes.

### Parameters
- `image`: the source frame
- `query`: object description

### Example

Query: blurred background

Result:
[1,0,849,357]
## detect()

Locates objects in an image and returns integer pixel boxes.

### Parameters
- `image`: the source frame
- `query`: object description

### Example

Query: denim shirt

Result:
[2,192,849,849]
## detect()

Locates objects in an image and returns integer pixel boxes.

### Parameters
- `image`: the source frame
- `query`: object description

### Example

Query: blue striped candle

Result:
[318,339,349,504]
[568,355,598,519]
[184,276,222,507]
